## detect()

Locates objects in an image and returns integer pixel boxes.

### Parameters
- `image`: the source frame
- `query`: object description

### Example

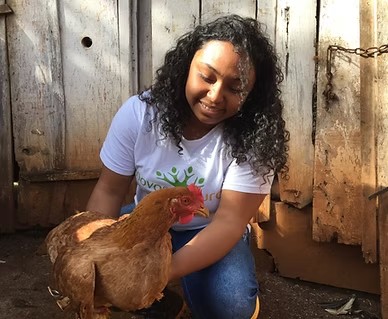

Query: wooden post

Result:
[0,0,15,232]
[377,0,388,316]
[379,191,388,318]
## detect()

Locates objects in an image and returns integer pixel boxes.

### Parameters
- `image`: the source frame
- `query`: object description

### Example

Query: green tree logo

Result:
[156,166,205,187]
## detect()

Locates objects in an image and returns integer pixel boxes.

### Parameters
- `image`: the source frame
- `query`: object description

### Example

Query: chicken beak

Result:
[195,206,210,218]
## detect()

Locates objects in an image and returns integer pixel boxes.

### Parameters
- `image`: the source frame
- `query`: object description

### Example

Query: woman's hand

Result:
[86,165,133,218]
[169,189,266,280]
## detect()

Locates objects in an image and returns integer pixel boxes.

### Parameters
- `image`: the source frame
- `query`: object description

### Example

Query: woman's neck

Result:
[183,118,216,140]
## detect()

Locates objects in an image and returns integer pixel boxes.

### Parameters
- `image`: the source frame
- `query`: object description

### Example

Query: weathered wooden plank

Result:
[376,2,388,215]
[379,191,388,318]
[255,195,271,223]
[201,0,256,21]
[16,179,96,228]
[257,1,277,40]
[274,0,316,209]
[254,177,280,223]
[377,0,388,315]
[151,0,199,75]
[360,0,378,263]
[7,0,65,174]
[59,0,122,169]
[58,0,123,170]
[119,0,138,101]
[0,0,15,233]
[252,202,380,294]
[20,169,100,182]
[313,0,363,244]
[138,0,152,89]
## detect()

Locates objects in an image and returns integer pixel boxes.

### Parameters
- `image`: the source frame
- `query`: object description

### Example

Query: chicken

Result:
[45,184,208,319]
[45,211,117,264]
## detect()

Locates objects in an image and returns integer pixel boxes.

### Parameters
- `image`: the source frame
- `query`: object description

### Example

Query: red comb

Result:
[187,184,203,201]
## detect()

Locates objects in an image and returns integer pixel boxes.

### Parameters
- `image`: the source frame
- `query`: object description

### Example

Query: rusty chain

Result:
[323,43,388,106]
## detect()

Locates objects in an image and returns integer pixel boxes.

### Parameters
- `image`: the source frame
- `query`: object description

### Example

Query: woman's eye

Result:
[230,87,243,94]
[199,73,213,83]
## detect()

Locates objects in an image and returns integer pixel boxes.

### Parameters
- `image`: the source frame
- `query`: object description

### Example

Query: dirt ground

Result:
[0,229,382,319]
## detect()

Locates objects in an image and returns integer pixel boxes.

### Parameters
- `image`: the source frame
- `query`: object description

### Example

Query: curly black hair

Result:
[140,14,289,177]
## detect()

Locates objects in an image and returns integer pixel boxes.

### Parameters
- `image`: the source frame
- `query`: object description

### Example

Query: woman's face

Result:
[185,40,256,130]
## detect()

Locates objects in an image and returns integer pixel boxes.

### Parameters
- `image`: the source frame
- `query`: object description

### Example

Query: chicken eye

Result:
[181,197,190,205]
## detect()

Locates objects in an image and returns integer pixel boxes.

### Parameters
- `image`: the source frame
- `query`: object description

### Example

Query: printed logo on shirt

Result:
[136,167,221,204]
[156,166,205,187]
[156,167,223,203]
[135,166,205,191]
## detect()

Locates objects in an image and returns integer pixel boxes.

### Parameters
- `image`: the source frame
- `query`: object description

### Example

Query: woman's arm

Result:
[86,165,133,218]
[169,189,266,280]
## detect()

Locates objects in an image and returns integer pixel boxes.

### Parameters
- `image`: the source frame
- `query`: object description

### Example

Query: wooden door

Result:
[5,0,136,226]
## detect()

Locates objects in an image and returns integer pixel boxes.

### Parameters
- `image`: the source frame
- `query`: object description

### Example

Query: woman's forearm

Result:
[169,216,247,281]
[86,166,133,217]
[86,186,125,217]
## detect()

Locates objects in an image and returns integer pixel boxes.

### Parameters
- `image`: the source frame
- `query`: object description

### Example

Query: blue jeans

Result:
[121,204,258,319]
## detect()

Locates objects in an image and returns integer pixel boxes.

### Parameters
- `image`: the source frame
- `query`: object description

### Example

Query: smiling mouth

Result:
[200,101,222,113]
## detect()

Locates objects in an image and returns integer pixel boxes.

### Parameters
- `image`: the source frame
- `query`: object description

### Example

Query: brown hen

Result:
[45,184,207,319]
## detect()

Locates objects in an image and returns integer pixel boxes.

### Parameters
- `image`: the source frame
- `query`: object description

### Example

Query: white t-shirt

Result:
[100,94,273,230]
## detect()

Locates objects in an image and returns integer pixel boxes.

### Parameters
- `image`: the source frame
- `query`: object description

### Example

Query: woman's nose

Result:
[207,82,224,103]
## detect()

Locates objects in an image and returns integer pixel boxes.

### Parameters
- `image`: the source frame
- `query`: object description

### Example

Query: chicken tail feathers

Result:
[53,252,98,318]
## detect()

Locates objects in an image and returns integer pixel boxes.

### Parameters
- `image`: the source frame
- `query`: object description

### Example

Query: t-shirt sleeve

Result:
[222,159,274,194]
[100,95,144,176]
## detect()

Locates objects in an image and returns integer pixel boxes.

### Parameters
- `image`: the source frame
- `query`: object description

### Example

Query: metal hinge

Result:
[0,4,13,16]
[368,186,388,200]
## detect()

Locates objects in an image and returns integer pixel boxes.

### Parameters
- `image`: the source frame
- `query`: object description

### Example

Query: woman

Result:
[87,14,288,319]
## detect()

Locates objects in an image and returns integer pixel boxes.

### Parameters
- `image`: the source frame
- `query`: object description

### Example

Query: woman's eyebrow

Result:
[200,62,241,81]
